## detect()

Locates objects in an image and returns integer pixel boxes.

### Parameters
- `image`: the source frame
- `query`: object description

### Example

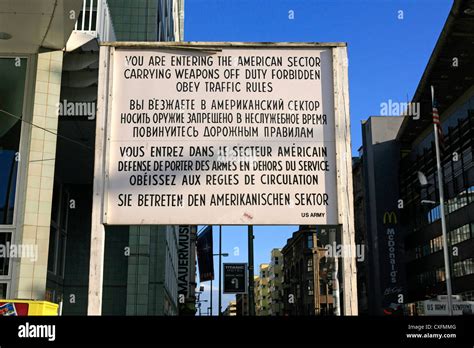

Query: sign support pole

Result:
[333,46,358,315]
[87,46,112,315]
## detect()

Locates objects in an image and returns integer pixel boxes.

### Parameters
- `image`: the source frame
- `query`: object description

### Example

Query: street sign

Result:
[223,263,248,294]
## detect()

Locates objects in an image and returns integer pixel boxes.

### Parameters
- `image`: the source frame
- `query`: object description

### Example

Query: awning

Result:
[0,0,84,54]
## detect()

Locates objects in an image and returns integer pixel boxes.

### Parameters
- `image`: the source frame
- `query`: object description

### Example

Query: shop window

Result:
[0,57,27,225]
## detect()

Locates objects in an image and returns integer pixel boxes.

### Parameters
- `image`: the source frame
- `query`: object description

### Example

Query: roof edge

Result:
[396,0,463,141]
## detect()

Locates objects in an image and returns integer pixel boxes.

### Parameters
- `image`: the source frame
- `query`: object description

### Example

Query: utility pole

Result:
[248,226,255,316]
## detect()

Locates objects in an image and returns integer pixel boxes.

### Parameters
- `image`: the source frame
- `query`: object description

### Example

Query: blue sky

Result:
[185,0,453,314]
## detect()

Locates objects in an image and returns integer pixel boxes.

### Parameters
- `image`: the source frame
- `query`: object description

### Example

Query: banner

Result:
[177,225,192,297]
[196,226,214,282]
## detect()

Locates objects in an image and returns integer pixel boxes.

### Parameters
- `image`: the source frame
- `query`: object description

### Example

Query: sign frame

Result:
[88,42,357,316]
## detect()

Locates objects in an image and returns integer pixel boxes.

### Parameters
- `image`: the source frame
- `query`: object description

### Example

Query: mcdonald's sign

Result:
[383,211,397,225]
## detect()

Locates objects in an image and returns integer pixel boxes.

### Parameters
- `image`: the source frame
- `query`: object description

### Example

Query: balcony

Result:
[66,0,116,52]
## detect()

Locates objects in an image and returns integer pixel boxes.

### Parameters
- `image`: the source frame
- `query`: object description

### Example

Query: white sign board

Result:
[100,43,347,225]
[423,300,474,316]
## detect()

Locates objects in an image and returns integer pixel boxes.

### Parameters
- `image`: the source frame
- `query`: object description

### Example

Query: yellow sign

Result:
[383,211,397,225]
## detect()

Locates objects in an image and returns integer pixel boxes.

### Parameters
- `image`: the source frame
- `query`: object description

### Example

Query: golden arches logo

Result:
[383,211,397,225]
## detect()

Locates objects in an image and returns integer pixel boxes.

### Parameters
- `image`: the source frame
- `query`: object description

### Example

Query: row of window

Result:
[416,267,445,286]
[414,223,473,259]
[400,109,474,232]
[416,258,474,286]
[453,258,474,278]
[427,188,473,224]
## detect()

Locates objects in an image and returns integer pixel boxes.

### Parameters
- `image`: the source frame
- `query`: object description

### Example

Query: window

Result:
[467,186,474,203]
[427,205,440,224]
[416,267,445,285]
[307,234,313,248]
[307,279,313,296]
[413,223,472,259]
[307,259,313,272]
[274,257,279,265]
[0,232,11,275]
[449,224,471,245]
[430,235,443,254]
[453,258,474,278]
[47,184,69,277]
[0,57,27,225]
[435,268,445,282]
[0,283,6,298]
[446,192,468,214]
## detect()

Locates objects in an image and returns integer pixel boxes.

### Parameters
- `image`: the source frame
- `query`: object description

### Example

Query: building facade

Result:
[398,0,474,308]
[352,156,369,315]
[281,226,336,316]
[0,0,84,302]
[223,300,237,316]
[267,248,284,316]
[235,293,249,316]
[254,264,269,316]
[108,0,184,42]
[0,0,191,316]
[355,0,474,315]
[357,116,406,315]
